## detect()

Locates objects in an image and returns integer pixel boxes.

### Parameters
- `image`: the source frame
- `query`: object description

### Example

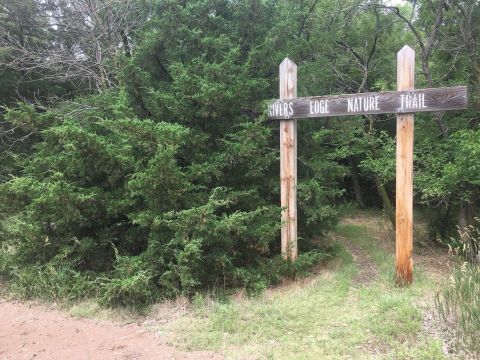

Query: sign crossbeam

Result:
[268,86,467,120]
[268,45,468,285]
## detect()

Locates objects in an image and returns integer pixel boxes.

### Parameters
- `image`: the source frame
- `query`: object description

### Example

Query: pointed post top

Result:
[280,57,297,67]
[397,44,415,91]
[279,57,297,99]
[397,45,415,57]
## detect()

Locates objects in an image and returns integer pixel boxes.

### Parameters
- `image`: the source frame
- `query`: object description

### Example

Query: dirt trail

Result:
[339,214,452,283]
[336,232,378,285]
[336,216,382,285]
[0,300,222,360]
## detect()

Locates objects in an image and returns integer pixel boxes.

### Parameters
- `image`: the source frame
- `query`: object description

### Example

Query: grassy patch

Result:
[156,219,446,359]
[66,299,143,322]
[6,264,96,302]
[435,262,480,355]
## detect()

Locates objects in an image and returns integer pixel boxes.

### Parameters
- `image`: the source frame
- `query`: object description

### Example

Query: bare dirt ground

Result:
[0,299,222,360]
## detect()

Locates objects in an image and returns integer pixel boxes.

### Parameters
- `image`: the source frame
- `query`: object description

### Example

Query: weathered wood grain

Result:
[279,58,298,260]
[267,86,467,120]
[396,45,414,285]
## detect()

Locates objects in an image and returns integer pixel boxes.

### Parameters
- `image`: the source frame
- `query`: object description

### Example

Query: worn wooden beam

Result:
[267,86,467,120]
[279,58,297,260]
[396,45,415,285]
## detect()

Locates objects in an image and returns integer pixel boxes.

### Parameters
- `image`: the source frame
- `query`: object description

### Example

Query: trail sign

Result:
[268,86,467,120]
[269,45,468,285]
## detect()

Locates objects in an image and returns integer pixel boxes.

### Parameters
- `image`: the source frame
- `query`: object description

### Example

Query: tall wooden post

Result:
[279,58,297,260]
[396,45,415,284]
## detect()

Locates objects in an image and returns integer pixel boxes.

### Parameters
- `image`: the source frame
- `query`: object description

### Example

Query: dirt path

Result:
[0,300,222,360]
[335,216,382,285]
[340,214,453,283]
[336,233,379,285]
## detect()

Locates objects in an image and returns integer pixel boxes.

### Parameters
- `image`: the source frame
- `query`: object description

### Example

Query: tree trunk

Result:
[458,195,468,243]
[367,130,395,228]
[374,174,395,229]
[467,186,477,226]
[458,184,477,238]
[348,157,365,208]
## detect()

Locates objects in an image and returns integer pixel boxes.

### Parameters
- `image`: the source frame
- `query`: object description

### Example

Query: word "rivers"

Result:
[269,101,294,117]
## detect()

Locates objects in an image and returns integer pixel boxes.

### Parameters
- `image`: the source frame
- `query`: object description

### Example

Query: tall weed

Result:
[435,220,480,355]
[8,264,96,302]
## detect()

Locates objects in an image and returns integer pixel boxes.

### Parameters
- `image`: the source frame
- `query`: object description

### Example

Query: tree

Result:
[0,0,150,93]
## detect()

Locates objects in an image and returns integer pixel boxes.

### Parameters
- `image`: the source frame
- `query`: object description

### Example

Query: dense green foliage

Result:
[0,0,479,308]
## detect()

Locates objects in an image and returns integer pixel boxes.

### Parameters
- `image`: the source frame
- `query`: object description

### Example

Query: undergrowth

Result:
[435,263,480,355]
[435,220,480,356]
[0,247,336,310]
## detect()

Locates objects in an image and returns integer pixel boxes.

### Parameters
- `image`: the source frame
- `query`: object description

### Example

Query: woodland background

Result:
[0,0,478,307]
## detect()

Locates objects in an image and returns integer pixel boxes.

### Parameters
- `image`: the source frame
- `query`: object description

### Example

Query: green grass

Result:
[435,262,480,355]
[154,219,447,359]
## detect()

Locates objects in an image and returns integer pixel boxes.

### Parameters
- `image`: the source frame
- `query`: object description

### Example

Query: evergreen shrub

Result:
[0,103,339,307]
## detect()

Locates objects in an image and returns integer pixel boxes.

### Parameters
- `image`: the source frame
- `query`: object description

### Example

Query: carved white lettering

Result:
[347,98,353,112]
[420,93,426,108]
[412,94,418,108]
[347,96,379,113]
[309,100,329,115]
[401,93,427,110]
[273,101,294,117]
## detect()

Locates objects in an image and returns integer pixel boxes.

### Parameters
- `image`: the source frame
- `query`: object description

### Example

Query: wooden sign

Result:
[269,45,468,285]
[268,86,467,120]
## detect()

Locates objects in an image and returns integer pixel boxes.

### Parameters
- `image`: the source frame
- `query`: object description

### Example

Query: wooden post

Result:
[279,58,297,260]
[396,45,415,284]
